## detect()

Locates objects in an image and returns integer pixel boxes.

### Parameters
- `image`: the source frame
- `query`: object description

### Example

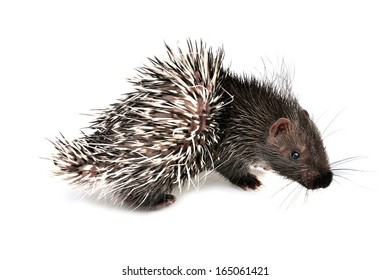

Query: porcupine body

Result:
[52,41,230,209]
[52,40,333,209]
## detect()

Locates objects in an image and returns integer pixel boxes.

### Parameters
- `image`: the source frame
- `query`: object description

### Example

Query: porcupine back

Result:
[52,41,230,208]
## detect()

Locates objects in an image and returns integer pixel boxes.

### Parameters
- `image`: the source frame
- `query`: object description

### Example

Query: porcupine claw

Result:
[151,194,176,208]
[236,174,262,191]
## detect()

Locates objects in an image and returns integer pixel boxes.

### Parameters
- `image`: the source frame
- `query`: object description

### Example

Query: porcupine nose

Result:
[316,171,333,189]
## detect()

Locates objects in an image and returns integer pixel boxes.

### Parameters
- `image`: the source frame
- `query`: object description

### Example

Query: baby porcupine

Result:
[51,40,333,209]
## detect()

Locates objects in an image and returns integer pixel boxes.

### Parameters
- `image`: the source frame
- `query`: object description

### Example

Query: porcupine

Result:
[51,40,333,209]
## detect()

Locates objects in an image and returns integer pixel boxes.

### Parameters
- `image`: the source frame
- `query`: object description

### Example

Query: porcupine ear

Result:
[269,118,292,138]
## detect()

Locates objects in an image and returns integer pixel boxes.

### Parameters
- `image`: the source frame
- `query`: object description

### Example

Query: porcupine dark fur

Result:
[52,39,333,209]
[52,40,231,209]
[216,72,332,190]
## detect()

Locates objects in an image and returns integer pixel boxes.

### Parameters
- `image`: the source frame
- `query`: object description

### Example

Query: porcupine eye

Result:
[291,151,300,160]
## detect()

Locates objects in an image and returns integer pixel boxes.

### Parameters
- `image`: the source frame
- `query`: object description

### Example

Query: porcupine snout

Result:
[301,170,333,190]
[314,170,333,189]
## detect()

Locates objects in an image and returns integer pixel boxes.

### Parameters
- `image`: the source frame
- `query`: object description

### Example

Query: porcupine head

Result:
[51,40,332,209]
[216,73,333,192]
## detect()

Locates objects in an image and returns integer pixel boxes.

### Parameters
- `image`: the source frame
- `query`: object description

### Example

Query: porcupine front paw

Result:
[150,194,176,209]
[235,174,262,190]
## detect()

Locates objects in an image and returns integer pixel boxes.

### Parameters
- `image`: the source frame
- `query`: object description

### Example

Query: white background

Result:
[1,0,389,279]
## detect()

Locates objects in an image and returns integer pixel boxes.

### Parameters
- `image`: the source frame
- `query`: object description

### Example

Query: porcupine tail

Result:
[51,133,106,190]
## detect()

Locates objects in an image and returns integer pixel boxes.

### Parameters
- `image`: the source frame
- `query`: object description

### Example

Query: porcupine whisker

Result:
[270,180,295,199]
[321,107,347,138]
[330,155,372,190]
[288,185,304,209]
[332,172,374,191]
[322,128,345,141]
[331,167,368,174]
[278,184,301,210]
[330,156,366,167]
[303,188,310,205]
